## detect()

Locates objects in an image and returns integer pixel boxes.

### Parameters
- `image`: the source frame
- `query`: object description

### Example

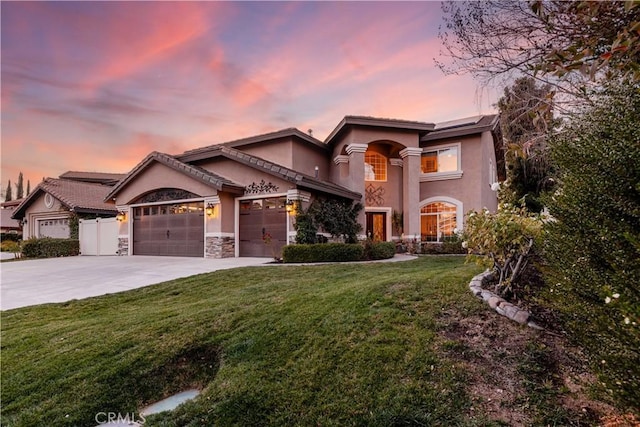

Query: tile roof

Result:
[178,128,327,163]
[421,114,499,141]
[1,205,21,230]
[104,151,246,202]
[217,147,361,200]
[59,171,126,185]
[324,115,435,146]
[12,179,118,219]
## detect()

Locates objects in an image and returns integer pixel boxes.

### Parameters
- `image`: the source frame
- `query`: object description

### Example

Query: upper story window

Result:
[365,152,387,181]
[420,143,463,181]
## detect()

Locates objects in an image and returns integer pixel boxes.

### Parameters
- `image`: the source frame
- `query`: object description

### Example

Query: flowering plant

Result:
[462,203,543,297]
[262,232,272,245]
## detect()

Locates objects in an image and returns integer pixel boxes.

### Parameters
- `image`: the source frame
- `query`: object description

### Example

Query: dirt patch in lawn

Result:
[437,308,631,426]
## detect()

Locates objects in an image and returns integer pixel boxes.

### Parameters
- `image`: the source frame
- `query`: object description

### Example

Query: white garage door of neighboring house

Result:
[38,218,70,238]
[79,218,119,256]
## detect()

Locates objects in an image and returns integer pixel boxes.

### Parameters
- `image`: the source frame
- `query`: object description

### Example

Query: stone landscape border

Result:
[469,270,543,330]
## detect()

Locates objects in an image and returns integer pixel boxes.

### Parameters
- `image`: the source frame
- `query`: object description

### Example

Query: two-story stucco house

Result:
[104,114,504,258]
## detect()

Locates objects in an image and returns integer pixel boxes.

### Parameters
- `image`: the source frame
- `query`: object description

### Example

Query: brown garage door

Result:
[133,202,204,257]
[239,197,286,257]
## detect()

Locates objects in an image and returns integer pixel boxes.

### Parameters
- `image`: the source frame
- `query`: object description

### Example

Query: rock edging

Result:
[469,270,543,330]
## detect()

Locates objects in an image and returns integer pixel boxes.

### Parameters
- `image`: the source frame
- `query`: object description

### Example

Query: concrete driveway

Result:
[0,256,269,310]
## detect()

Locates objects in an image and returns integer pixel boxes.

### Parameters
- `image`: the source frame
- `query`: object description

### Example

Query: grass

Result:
[0,257,621,426]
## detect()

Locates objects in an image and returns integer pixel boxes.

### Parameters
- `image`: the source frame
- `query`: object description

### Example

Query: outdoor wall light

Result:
[116,211,126,222]
[206,203,216,216]
[285,200,296,215]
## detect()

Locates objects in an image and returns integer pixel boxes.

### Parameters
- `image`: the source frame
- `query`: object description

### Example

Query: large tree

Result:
[544,81,640,409]
[437,1,640,109]
[15,172,24,199]
[5,180,12,202]
[496,77,557,212]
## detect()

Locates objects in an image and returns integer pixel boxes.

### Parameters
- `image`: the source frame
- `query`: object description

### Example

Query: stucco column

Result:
[346,143,368,237]
[400,147,423,239]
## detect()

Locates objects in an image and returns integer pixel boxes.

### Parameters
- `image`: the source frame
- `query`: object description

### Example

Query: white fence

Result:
[79,217,119,256]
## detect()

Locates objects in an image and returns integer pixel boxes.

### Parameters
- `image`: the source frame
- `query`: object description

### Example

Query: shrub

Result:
[462,204,543,297]
[543,81,640,409]
[1,240,21,256]
[363,241,396,260]
[1,232,21,242]
[283,241,397,263]
[294,204,317,244]
[282,243,364,263]
[308,199,363,243]
[420,240,466,255]
[21,238,80,258]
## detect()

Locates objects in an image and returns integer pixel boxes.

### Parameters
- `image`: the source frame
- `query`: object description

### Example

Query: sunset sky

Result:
[1,1,498,197]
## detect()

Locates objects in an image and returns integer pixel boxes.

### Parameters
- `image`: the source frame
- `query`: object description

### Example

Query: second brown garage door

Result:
[239,197,286,257]
[133,202,204,257]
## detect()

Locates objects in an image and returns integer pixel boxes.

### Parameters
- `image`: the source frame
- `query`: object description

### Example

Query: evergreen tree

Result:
[26,180,31,196]
[545,81,640,409]
[15,172,24,199]
[5,180,12,202]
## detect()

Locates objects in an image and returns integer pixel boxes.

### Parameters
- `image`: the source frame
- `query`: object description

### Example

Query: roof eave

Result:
[324,116,434,146]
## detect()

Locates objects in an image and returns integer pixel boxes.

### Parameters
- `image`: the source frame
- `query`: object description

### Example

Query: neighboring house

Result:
[12,172,126,239]
[106,114,504,258]
[1,199,23,235]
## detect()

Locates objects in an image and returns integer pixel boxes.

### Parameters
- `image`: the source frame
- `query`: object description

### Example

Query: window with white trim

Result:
[364,152,387,181]
[420,202,457,242]
[420,143,462,180]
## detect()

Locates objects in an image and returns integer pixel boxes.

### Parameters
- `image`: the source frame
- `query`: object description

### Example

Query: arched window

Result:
[420,201,458,242]
[364,152,387,181]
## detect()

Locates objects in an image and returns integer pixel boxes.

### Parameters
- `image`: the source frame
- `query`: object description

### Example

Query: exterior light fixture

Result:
[116,211,126,222]
[285,200,296,215]
[206,203,216,216]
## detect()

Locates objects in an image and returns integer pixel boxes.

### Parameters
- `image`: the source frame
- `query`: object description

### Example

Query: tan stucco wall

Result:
[22,193,70,239]
[219,192,236,234]
[197,158,295,192]
[328,129,419,193]
[114,162,219,205]
[480,131,499,212]
[419,134,498,224]
[240,139,294,169]
[291,143,330,181]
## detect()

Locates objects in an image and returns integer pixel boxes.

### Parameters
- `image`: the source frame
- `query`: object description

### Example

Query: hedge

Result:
[363,241,396,260]
[282,241,396,263]
[21,238,80,258]
[1,232,21,242]
[420,241,466,255]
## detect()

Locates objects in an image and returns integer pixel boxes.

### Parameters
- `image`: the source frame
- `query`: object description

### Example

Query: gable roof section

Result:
[217,146,361,200]
[104,151,246,202]
[12,179,118,219]
[0,203,22,230]
[178,128,327,163]
[421,114,499,141]
[324,115,435,147]
[59,171,126,185]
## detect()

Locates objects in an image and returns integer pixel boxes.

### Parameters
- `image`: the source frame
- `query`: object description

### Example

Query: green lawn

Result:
[0,257,616,426]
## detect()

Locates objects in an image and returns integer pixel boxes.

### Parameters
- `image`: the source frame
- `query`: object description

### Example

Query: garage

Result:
[38,218,70,238]
[133,202,204,257]
[239,196,287,257]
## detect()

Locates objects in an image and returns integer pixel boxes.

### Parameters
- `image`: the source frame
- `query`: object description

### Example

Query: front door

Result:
[366,212,387,241]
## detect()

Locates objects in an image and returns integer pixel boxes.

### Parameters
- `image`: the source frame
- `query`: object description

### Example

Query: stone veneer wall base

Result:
[206,236,235,258]
[117,237,129,256]
[469,270,543,330]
